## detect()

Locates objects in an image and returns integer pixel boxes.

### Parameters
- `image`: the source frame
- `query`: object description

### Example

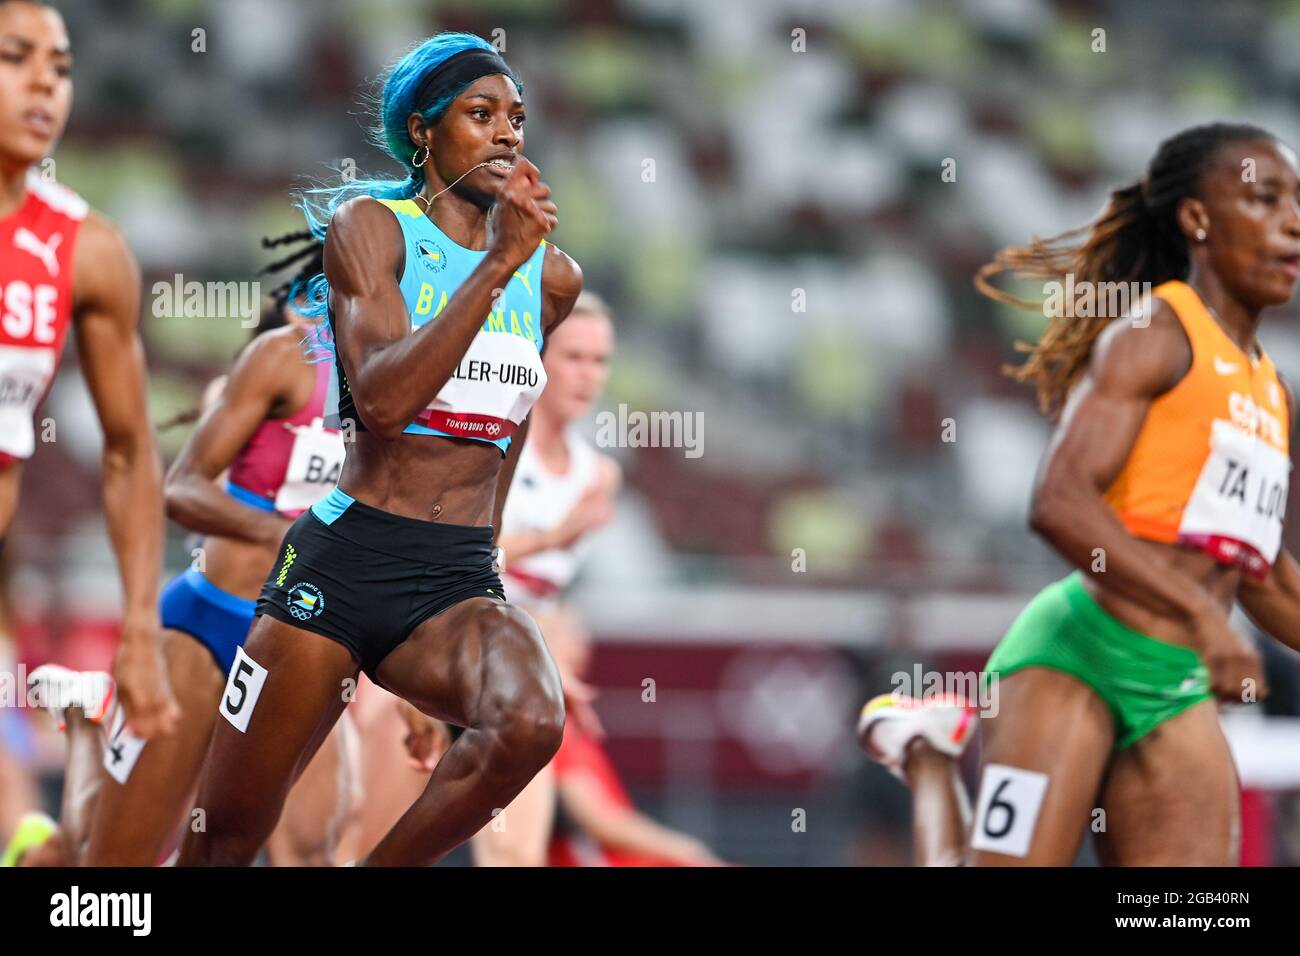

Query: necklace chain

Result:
[412,161,495,212]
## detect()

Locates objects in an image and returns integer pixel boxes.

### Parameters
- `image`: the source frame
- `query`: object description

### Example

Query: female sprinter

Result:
[180,32,582,867]
[860,122,1300,866]
[0,0,176,765]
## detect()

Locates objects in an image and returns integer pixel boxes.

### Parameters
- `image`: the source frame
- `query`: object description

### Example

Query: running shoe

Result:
[857,693,976,780]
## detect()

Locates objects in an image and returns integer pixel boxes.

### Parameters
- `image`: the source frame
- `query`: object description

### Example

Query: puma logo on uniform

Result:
[13,228,62,278]
[512,262,533,295]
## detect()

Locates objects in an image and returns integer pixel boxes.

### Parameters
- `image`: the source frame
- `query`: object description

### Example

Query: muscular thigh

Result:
[1096,700,1237,866]
[375,597,560,728]
[970,667,1115,866]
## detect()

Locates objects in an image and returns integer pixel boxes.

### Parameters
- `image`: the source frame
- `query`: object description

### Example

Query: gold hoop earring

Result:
[412,144,430,167]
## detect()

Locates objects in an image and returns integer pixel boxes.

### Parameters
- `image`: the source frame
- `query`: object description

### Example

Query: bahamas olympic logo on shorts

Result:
[415,239,447,274]
[286,582,326,621]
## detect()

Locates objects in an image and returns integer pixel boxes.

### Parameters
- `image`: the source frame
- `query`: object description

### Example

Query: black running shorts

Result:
[256,487,505,679]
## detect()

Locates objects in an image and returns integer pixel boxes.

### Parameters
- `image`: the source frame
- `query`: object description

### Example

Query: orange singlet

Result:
[1105,280,1291,579]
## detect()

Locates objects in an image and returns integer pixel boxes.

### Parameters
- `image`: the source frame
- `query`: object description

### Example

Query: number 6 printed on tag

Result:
[220,646,268,733]
[969,763,1050,858]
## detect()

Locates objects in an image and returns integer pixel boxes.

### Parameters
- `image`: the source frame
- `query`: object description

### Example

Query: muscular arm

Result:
[73,212,178,735]
[1029,301,1219,623]
[73,213,163,628]
[164,331,301,545]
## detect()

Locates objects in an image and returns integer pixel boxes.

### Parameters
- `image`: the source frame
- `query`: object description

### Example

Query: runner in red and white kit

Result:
[0,1,177,787]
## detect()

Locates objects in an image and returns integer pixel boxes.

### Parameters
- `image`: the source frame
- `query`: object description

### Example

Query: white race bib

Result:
[220,646,269,734]
[1177,419,1290,567]
[0,344,55,459]
[425,331,547,426]
[274,417,346,515]
[970,764,1050,858]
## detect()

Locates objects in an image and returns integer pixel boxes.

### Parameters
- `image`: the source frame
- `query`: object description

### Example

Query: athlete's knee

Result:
[465,604,565,768]
[479,679,565,771]
[478,688,564,776]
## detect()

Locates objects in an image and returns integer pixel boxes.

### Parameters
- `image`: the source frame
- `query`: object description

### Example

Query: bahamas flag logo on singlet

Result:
[415,238,448,274]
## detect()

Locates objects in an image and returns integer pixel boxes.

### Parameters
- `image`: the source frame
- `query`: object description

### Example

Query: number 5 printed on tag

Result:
[220,646,268,733]
[970,763,1050,858]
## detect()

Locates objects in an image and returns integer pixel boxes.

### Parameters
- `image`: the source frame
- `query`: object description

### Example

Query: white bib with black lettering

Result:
[1177,419,1290,567]
[0,345,55,459]
[274,417,346,515]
